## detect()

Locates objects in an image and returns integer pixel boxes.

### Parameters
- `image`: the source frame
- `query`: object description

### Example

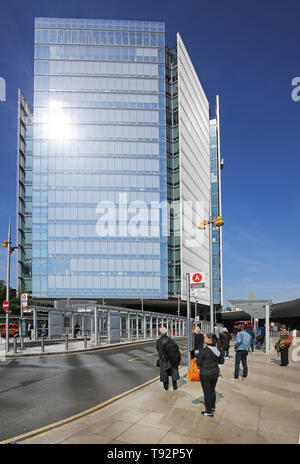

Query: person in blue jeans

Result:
[234,324,251,382]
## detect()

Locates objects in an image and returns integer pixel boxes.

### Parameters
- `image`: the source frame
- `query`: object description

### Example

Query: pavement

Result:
[4,336,300,445]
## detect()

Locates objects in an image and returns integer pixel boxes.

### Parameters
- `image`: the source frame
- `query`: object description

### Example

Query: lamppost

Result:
[197,216,224,333]
[2,217,18,352]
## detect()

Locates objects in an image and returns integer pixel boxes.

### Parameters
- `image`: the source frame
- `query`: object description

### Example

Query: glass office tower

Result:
[30,18,168,299]
[210,96,223,307]
[17,18,222,308]
[17,90,33,294]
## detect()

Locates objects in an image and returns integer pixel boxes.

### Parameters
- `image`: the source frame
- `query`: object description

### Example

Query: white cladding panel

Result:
[177,34,210,305]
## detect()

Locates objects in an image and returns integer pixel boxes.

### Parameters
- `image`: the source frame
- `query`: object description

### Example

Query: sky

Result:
[0,0,299,306]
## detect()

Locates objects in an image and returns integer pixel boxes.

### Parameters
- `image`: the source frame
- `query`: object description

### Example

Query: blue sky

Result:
[0,0,299,305]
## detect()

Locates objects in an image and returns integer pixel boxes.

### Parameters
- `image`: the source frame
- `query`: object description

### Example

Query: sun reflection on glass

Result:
[48,101,72,140]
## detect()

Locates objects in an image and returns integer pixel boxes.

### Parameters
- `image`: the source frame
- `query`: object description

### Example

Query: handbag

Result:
[186,358,200,381]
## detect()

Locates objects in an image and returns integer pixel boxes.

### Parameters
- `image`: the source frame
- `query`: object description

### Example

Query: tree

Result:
[0,280,20,315]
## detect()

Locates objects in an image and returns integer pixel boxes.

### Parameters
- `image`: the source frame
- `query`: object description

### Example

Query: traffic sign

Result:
[3,300,9,311]
[190,273,206,298]
[190,273,204,285]
[21,293,28,309]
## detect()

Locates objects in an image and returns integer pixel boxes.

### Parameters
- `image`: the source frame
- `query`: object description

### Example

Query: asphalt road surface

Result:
[0,338,188,442]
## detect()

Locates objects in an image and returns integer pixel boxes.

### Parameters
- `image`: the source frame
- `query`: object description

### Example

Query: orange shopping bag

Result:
[187,358,200,381]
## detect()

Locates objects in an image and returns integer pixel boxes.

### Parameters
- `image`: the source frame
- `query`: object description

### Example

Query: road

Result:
[0,338,187,442]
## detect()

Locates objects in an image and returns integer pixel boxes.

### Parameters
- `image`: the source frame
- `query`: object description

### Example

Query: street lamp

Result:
[2,217,18,352]
[197,216,225,333]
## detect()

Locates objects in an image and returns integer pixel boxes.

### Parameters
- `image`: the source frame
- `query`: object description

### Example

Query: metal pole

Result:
[65,332,69,351]
[265,304,270,354]
[136,314,139,340]
[156,316,159,338]
[195,301,197,319]
[71,313,74,339]
[107,310,111,344]
[150,315,153,339]
[33,307,37,341]
[94,307,97,344]
[5,217,11,352]
[186,273,191,368]
[178,296,180,316]
[144,314,146,339]
[127,313,130,341]
[209,220,214,333]
[41,335,45,353]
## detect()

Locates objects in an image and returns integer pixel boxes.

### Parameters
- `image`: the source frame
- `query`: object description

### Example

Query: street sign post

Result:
[186,273,192,369]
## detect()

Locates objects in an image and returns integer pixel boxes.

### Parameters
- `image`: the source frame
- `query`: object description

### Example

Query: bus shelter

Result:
[228,299,272,353]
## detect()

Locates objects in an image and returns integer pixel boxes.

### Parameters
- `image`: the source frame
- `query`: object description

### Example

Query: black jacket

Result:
[219,332,231,350]
[156,335,180,383]
[196,345,225,376]
[194,333,204,351]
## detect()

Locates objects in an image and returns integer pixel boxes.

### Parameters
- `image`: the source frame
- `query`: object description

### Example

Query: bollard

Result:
[96,333,101,347]
[41,335,45,353]
[20,334,24,351]
[13,335,17,354]
[84,334,87,349]
[65,333,69,351]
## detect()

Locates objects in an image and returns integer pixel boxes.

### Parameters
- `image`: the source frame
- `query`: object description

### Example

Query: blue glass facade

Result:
[210,119,222,305]
[31,18,168,299]
[17,90,33,294]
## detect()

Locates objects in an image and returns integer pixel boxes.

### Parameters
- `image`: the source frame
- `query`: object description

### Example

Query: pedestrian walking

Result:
[74,322,80,338]
[41,324,47,337]
[245,324,255,352]
[234,324,251,382]
[196,333,225,417]
[156,327,181,391]
[260,326,265,347]
[219,327,232,359]
[191,326,204,359]
[275,325,293,366]
[255,327,262,350]
[27,323,32,340]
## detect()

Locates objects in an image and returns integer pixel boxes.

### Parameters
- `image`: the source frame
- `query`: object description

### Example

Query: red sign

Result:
[3,300,9,311]
[192,273,203,284]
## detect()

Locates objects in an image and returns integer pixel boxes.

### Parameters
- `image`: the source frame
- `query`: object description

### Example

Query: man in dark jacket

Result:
[156,327,181,391]
[219,328,232,359]
[196,333,225,417]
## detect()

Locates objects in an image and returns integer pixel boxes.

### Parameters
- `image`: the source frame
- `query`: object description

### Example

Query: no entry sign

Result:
[3,300,9,311]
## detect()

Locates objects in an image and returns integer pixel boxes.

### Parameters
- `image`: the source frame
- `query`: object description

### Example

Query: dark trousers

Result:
[234,350,249,379]
[224,349,229,358]
[163,380,177,390]
[280,347,289,366]
[200,374,218,414]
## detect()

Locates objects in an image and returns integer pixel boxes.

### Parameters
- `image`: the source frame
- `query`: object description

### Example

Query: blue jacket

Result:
[235,330,251,351]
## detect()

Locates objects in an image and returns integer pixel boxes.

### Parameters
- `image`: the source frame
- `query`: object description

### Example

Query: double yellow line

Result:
[0,376,160,444]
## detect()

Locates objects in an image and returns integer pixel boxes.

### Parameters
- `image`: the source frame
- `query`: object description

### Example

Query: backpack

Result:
[164,338,181,365]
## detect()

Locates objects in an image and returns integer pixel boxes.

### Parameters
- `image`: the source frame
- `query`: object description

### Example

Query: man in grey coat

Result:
[156,327,181,390]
